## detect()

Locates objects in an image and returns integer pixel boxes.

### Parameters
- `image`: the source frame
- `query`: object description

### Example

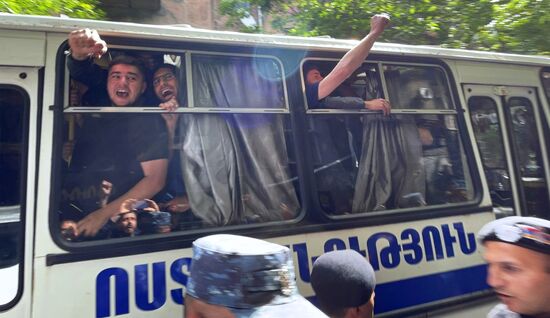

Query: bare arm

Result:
[317,14,390,100]
[76,158,168,237]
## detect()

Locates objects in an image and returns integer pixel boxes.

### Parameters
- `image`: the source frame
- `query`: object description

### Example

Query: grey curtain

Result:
[193,55,283,109]
[352,115,426,212]
[179,56,299,226]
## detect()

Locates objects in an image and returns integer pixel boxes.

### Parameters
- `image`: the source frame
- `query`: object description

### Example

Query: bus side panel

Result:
[31,213,494,317]
[0,30,45,67]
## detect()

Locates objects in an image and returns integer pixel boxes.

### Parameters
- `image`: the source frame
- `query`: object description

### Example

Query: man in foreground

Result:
[311,250,376,318]
[185,234,328,317]
[478,216,550,318]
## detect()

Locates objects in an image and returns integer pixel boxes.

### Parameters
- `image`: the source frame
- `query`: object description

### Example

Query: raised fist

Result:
[68,28,108,61]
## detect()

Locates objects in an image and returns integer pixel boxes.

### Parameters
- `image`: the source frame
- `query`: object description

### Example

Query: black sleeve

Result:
[67,55,107,89]
[319,96,364,109]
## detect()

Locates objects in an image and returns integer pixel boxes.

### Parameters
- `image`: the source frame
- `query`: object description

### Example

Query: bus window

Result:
[468,96,513,208]
[0,86,26,306]
[191,54,285,109]
[304,61,473,214]
[506,97,550,217]
[384,65,452,110]
[58,50,299,242]
[182,53,298,226]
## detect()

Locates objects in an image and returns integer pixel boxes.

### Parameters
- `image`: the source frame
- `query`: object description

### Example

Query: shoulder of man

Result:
[305,82,320,108]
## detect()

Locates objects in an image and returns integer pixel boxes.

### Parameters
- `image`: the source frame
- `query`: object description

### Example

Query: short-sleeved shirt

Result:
[306,82,321,108]
[61,114,169,216]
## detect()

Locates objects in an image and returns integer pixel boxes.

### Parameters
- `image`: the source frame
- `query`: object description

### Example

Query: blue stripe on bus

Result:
[374,264,490,313]
[307,264,490,314]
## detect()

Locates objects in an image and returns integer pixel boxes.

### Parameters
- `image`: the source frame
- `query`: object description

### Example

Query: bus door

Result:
[464,84,550,219]
[0,66,38,317]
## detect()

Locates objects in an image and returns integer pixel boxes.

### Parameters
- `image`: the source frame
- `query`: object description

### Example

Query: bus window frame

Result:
[300,57,483,220]
[51,40,304,255]
[63,47,290,114]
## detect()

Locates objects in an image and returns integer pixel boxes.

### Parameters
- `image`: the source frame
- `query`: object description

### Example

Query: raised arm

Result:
[68,28,108,61]
[317,14,390,100]
[67,29,109,88]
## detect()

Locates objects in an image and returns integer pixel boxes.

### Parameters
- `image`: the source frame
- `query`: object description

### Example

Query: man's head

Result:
[478,216,550,317]
[115,211,138,236]
[107,55,147,106]
[152,64,178,102]
[185,234,328,318]
[311,250,376,318]
[305,64,323,85]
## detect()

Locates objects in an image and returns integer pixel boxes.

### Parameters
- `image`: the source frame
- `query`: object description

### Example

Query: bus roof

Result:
[0,13,549,66]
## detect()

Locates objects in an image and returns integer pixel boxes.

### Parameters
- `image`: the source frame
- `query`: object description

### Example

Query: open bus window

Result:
[304,63,473,215]
[303,61,383,109]
[67,50,186,108]
[384,65,452,110]
[59,50,299,242]
[0,87,26,306]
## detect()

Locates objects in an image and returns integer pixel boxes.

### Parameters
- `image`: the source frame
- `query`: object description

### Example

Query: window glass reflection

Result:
[384,65,453,110]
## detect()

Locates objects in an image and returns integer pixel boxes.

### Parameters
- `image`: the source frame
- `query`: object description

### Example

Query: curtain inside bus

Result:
[178,55,299,226]
[352,115,426,212]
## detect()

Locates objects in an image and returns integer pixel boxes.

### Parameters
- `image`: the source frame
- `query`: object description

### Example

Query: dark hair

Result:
[153,63,177,76]
[311,250,376,316]
[108,55,147,80]
[303,63,320,76]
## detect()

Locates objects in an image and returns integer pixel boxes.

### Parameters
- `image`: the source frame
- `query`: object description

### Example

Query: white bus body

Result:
[0,13,549,318]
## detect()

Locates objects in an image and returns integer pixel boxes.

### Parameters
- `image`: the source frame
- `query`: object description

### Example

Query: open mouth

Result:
[161,88,174,99]
[116,89,129,98]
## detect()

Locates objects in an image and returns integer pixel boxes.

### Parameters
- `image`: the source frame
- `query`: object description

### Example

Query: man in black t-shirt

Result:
[63,30,169,238]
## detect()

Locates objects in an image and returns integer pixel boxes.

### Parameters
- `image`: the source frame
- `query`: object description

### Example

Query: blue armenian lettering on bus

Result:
[95,258,191,317]
[95,222,476,317]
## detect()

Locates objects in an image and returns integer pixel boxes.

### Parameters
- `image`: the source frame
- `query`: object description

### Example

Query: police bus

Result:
[0,13,549,318]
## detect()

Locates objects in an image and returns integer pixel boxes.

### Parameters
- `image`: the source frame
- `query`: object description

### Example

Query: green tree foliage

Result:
[474,0,550,55]
[219,0,549,55]
[219,0,284,33]
[0,0,105,19]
